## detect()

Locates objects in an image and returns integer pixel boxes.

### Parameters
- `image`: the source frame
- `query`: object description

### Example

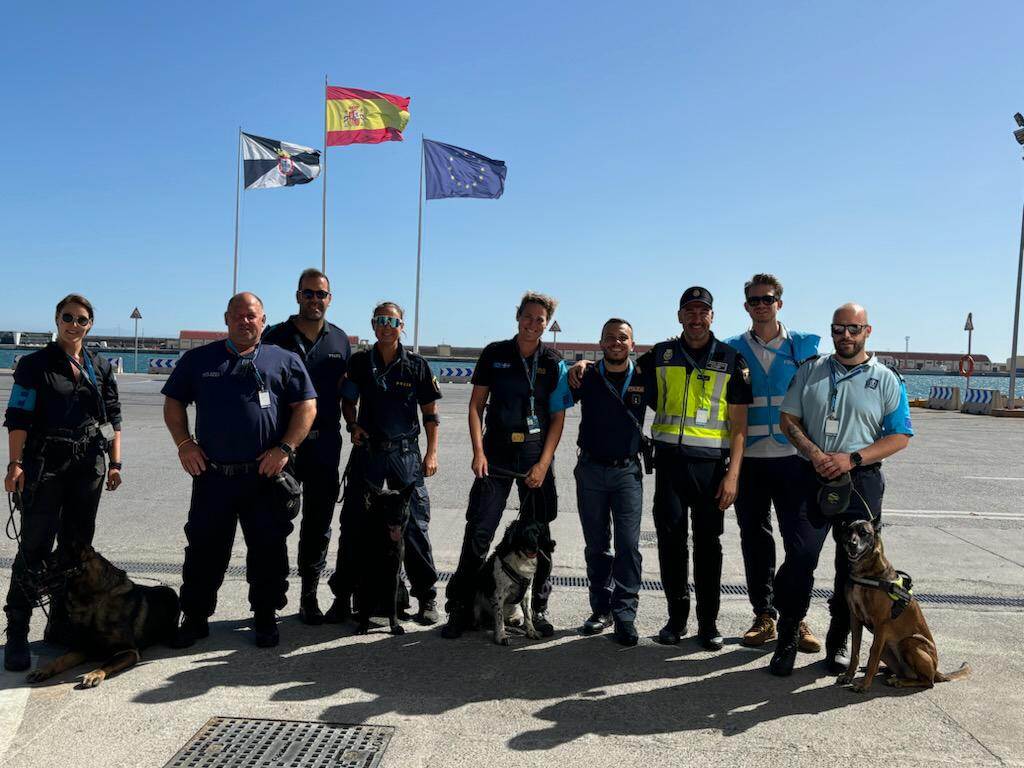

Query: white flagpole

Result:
[321,75,329,273]
[414,135,425,353]
[232,126,241,295]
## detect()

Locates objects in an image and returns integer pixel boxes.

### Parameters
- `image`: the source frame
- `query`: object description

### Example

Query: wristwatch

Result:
[277,442,296,460]
[850,451,863,467]
[108,462,123,470]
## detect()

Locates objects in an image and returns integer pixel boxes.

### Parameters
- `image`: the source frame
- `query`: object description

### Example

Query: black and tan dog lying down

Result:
[837,520,970,693]
[27,546,180,688]
[474,518,545,646]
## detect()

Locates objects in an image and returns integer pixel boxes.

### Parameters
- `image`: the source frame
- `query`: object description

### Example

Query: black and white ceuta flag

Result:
[241,132,321,189]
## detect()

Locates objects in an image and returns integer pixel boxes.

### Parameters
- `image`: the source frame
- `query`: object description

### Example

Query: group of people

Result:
[3,270,912,680]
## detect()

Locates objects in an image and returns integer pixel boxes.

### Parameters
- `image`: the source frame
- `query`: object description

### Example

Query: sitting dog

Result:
[27,546,180,688]
[352,482,414,636]
[474,518,543,646]
[837,520,970,693]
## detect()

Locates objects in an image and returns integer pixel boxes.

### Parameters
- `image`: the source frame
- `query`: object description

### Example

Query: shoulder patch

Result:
[706,361,728,372]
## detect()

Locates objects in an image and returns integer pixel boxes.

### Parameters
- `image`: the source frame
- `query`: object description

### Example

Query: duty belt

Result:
[368,436,418,453]
[206,460,260,476]
[580,450,638,469]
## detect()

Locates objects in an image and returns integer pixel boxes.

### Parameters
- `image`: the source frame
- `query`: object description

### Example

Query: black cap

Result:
[679,286,713,309]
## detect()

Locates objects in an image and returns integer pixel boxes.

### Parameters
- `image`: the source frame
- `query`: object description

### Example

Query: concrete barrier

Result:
[961,388,1007,415]
[148,358,178,374]
[13,354,123,373]
[927,385,961,410]
[436,364,475,383]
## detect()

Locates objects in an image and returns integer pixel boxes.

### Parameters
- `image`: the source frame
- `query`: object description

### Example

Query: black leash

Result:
[6,491,52,620]
[484,465,553,561]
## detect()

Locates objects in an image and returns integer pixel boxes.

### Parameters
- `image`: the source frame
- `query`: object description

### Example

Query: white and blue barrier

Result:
[927,385,960,411]
[148,358,178,374]
[436,364,475,383]
[961,388,1006,415]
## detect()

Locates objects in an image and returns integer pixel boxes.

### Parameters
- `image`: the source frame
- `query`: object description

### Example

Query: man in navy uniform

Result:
[163,292,317,648]
[263,268,351,624]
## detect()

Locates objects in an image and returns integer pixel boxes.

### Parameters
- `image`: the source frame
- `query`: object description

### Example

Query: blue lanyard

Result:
[226,340,266,391]
[828,357,867,415]
[598,360,634,400]
[66,351,107,423]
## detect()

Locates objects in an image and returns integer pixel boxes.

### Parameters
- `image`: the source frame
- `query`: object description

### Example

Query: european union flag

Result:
[423,139,506,200]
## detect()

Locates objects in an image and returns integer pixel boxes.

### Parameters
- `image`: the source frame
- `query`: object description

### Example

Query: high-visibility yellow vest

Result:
[649,337,741,454]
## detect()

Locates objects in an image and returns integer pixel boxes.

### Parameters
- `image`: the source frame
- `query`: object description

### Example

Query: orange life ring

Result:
[958,355,974,377]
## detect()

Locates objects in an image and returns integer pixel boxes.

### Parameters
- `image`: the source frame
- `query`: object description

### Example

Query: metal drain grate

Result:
[163,717,393,768]
[4,557,1023,610]
[638,530,658,547]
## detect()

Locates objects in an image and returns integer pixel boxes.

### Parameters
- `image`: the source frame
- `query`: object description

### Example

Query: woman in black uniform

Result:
[3,294,123,671]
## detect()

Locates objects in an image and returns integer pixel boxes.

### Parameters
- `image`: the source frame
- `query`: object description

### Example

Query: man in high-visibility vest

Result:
[723,274,821,653]
[636,287,752,650]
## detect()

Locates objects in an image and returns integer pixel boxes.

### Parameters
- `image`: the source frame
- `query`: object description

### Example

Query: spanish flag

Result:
[326,86,410,146]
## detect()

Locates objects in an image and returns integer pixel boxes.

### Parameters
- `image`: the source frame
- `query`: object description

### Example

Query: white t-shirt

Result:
[743,325,797,459]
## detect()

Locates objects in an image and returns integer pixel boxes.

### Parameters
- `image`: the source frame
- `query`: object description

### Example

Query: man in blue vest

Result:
[724,274,821,653]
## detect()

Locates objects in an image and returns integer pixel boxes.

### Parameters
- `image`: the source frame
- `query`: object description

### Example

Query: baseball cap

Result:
[680,286,713,309]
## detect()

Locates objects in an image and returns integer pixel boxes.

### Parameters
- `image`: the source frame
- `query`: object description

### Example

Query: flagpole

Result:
[414,135,425,353]
[321,74,328,273]
[232,126,241,295]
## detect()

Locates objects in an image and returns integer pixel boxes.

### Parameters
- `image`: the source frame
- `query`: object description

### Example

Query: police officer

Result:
[723,274,822,652]
[3,294,123,672]
[263,268,351,625]
[441,292,573,639]
[326,301,441,625]
[162,292,316,648]
[773,302,913,676]
[572,318,648,647]
[638,287,751,650]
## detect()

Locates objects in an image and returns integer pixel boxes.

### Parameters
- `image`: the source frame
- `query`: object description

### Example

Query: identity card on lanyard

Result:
[826,358,864,441]
[521,348,541,434]
[228,340,271,409]
[681,341,716,426]
[67,352,116,438]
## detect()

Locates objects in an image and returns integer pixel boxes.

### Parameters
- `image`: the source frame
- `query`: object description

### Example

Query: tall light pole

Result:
[1009,112,1024,409]
[904,336,909,354]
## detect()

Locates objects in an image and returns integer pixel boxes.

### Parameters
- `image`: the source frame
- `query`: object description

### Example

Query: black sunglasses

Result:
[299,289,330,300]
[60,312,91,327]
[746,295,778,306]
[831,323,867,336]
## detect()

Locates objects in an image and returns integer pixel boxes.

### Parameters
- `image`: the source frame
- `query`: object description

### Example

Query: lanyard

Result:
[828,357,867,416]
[226,340,266,391]
[371,345,403,391]
[66,351,107,424]
[519,346,540,417]
[597,360,634,401]
[749,328,796,363]
[679,339,717,398]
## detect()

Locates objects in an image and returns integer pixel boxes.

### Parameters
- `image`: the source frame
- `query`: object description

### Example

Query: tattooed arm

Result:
[780,412,836,477]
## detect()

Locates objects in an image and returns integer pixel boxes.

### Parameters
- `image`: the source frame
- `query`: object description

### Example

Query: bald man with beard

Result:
[769,303,913,676]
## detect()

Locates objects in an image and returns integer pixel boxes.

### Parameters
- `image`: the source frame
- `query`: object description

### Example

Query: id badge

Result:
[825,417,840,437]
[526,415,541,434]
[258,390,271,409]
[99,423,115,440]
[695,408,710,426]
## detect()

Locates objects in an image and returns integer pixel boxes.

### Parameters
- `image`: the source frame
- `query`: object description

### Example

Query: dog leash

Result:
[483,465,554,562]
[6,491,53,621]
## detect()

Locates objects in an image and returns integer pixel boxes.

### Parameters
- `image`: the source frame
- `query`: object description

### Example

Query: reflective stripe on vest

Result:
[652,363,731,449]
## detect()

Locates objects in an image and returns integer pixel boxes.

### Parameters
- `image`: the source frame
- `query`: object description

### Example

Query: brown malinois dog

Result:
[837,520,969,693]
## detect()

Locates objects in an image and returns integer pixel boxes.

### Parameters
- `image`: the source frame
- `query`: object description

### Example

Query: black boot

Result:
[656,600,689,645]
[824,619,851,674]
[441,602,468,639]
[769,620,800,677]
[254,610,279,648]
[323,594,352,624]
[298,578,324,625]
[170,615,210,649]
[4,619,31,672]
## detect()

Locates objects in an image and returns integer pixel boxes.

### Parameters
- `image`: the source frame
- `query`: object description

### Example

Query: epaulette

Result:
[885,363,906,383]
[796,354,820,368]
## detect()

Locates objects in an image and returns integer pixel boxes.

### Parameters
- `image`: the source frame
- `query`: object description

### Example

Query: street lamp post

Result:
[1009,112,1024,409]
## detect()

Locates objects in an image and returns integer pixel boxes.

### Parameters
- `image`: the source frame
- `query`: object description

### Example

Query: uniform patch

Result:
[741,366,750,383]
[626,385,644,393]
[706,361,728,372]
[866,378,879,389]
[328,353,343,358]
[202,371,222,378]
[493,361,511,368]
[431,376,440,394]
[663,349,674,362]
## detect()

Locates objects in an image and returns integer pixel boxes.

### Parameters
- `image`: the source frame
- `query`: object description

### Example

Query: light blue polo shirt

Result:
[780,354,913,454]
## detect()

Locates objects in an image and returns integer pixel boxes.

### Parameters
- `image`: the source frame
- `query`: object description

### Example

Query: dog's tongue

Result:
[389,527,402,542]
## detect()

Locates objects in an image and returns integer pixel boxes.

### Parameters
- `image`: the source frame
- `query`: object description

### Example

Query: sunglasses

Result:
[746,295,778,306]
[831,323,867,336]
[373,315,402,328]
[60,312,91,327]
[299,289,330,300]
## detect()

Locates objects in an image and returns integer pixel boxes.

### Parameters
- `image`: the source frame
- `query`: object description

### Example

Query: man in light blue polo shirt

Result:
[770,302,912,677]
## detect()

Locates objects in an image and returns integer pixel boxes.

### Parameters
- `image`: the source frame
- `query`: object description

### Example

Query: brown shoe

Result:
[741,613,777,647]
[798,620,822,653]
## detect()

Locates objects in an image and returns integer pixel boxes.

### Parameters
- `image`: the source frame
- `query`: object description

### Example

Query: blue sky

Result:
[3,1,1023,360]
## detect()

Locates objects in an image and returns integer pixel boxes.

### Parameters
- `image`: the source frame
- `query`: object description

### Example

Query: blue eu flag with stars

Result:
[423,139,506,200]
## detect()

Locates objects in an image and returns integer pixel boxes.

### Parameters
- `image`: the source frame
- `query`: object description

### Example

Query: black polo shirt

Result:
[341,343,440,441]
[573,361,648,460]
[5,343,122,435]
[471,337,573,445]
[162,341,316,463]
[263,318,350,453]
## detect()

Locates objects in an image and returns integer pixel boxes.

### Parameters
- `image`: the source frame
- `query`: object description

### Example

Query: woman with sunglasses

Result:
[326,301,442,627]
[3,294,123,672]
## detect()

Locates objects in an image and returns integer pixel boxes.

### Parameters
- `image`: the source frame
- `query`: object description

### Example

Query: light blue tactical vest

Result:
[724,330,820,446]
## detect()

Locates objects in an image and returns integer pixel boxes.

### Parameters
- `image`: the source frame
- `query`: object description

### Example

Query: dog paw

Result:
[26,669,51,684]
[495,635,511,646]
[526,629,542,640]
[80,670,106,688]
[835,674,853,686]
[390,624,405,636]
[850,679,870,694]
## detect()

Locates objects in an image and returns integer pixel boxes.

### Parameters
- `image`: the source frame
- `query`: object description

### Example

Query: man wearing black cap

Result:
[635,287,752,650]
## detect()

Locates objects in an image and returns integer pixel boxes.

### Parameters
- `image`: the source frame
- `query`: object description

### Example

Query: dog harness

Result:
[500,559,531,605]
[850,570,914,618]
